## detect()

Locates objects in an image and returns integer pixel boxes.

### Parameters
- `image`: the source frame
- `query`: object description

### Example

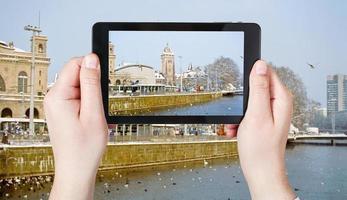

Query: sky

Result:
[1,0,346,105]
[110,31,244,72]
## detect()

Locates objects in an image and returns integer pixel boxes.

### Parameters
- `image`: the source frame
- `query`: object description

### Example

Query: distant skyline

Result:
[109,31,244,72]
[1,0,346,105]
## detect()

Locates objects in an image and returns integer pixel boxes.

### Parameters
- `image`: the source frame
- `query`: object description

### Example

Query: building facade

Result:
[0,35,50,120]
[161,44,175,86]
[327,74,347,116]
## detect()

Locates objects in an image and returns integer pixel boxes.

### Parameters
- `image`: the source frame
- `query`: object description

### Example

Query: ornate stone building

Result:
[0,35,50,120]
[108,42,176,88]
[161,43,175,86]
[108,42,117,84]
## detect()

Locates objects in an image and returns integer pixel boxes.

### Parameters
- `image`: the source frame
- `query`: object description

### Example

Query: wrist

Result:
[245,168,295,200]
[51,169,97,200]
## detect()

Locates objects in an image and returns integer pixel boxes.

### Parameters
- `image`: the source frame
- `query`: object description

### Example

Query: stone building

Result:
[108,42,176,87]
[114,64,156,85]
[0,35,50,121]
[161,43,175,86]
[108,42,117,84]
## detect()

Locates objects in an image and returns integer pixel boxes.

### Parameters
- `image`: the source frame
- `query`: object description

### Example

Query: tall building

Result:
[108,42,116,84]
[327,74,347,116]
[0,35,50,120]
[161,43,175,86]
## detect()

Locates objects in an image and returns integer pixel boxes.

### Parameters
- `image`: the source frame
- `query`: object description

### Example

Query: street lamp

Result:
[24,25,41,135]
[178,56,183,92]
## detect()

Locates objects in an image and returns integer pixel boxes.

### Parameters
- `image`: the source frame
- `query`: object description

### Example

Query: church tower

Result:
[108,42,116,84]
[161,43,175,85]
[31,35,49,95]
[32,35,47,57]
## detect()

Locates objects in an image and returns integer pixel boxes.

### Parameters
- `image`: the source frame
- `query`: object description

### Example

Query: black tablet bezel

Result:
[92,22,261,124]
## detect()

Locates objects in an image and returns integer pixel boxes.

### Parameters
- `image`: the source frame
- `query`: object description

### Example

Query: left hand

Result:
[44,54,108,200]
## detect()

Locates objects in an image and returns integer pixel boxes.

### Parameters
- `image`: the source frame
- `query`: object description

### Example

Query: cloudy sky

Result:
[1,0,346,105]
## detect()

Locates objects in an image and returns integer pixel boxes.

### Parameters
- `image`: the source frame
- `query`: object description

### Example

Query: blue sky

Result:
[1,0,346,105]
[110,31,244,72]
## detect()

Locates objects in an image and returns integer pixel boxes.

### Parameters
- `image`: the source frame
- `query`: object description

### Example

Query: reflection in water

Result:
[1,143,347,199]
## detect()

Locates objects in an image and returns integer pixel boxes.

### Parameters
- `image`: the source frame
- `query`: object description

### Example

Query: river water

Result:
[1,142,346,199]
[144,95,243,116]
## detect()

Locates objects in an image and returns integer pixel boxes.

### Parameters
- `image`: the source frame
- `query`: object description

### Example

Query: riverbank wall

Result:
[0,140,237,178]
[109,92,224,115]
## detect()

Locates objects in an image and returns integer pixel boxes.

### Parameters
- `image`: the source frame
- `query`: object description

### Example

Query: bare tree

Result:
[205,56,241,90]
[271,63,308,129]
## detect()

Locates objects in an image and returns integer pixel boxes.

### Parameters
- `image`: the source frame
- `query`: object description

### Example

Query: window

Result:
[25,108,39,119]
[1,108,12,118]
[39,70,42,76]
[18,71,28,93]
[38,44,43,53]
[0,75,6,92]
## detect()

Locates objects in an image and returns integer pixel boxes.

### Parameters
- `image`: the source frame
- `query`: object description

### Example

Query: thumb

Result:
[79,53,104,122]
[246,60,272,120]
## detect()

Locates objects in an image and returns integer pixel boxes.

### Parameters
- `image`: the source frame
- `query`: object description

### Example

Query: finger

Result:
[225,124,238,138]
[52,57,82,100]
[79,53,104,122]
[246,60,272,120]
[269,68,293,125]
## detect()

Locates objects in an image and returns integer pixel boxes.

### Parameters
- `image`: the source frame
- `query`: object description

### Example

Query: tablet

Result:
[92,22,261,124]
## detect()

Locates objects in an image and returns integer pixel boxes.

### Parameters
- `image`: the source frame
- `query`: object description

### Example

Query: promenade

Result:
[0,135,237,179]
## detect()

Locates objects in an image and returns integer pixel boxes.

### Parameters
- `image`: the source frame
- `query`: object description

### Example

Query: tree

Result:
[205,56,241,91]
[271,64,308,129]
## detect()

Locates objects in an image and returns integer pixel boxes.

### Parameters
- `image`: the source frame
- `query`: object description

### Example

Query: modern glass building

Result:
[327,74,347,116]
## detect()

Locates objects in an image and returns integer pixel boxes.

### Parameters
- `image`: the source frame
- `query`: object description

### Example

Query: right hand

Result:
[226,60,296,200]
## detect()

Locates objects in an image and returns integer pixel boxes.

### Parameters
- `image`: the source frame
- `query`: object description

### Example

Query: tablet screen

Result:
[108,31,244,116]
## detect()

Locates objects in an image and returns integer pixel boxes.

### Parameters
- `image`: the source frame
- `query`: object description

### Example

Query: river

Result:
[144,95,243,116]
[1,142,346,199]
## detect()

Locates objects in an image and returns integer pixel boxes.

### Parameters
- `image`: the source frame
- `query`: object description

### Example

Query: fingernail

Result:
[255,61,267,75]
[84,55,98,69]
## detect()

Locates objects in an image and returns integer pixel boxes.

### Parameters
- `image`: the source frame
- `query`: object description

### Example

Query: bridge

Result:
[288,133,347,145]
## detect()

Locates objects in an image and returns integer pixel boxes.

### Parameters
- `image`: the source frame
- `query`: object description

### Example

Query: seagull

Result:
[307,63,316,69]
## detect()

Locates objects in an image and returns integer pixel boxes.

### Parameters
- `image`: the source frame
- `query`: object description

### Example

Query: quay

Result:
[287,133,347,145]
[0,139,237,179]
[109,92,235,115]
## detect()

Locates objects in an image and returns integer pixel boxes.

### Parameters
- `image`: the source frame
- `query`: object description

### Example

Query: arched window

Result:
[25,108,39,119]
[38,44,43,53]
[1,108,12,118]
[116,79,121,85]
[18,71,28,93]
[0,75,6,92]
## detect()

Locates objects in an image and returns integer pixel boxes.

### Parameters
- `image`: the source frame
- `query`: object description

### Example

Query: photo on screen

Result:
[108,31,244,116]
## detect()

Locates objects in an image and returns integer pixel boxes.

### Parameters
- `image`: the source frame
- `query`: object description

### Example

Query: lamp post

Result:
[24,25,41,135]
[179,56,183,92]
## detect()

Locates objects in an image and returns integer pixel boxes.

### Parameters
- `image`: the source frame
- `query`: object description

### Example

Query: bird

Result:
[203,159,208,166]
[307,63,316,69]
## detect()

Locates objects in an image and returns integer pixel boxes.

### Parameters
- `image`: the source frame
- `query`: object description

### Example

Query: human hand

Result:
[226,60,296,200]
[44,54,107,200]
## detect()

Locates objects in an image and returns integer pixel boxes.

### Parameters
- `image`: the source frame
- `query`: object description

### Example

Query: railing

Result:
[108,134,233,144]
[0,134,233,146]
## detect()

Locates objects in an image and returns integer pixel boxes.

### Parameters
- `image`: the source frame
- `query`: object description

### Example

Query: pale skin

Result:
[44,54,296,200]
